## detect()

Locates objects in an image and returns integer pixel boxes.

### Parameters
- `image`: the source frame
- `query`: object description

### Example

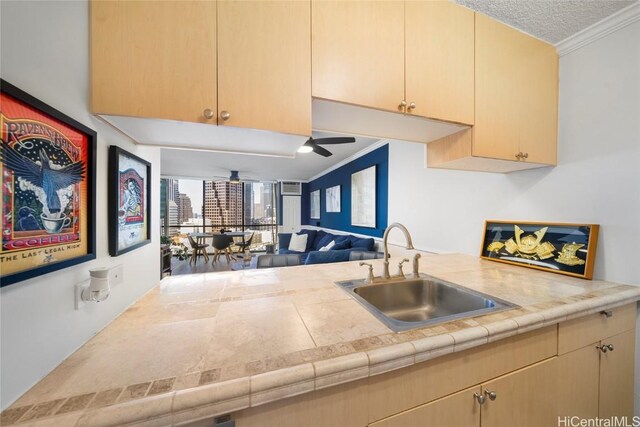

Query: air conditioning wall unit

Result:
[280,181,302,196]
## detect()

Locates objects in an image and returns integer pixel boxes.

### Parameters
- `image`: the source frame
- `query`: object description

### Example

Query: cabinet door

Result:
[312,0,405,113]
[481,358,558,427]
[474,13,521,161]
[91,1,217,124]
[556,345,600,419]
[599,329,636,418]
[369,386,481,427]
[405,1,474,125]
[475,13,558,164]
[218,0,311,136]
[517,34,558,165]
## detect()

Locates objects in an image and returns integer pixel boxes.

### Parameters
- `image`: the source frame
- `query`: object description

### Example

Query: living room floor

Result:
[169,252,260,276]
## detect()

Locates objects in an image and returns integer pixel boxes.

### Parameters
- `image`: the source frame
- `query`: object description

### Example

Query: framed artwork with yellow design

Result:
[480,221,599,279]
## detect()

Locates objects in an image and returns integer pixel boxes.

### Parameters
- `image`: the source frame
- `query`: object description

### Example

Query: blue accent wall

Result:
[301,144,388,237]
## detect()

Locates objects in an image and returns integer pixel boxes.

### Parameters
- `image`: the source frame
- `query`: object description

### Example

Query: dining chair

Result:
[187,234,209,264]
[211,234,234,263]
[235,232,255,256]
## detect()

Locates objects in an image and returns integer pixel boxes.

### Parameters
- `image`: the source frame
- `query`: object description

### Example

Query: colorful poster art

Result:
[0,80,96,286]
[108,146,151,256]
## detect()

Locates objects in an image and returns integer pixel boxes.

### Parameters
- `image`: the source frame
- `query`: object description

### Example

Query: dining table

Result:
[191,231,251,258]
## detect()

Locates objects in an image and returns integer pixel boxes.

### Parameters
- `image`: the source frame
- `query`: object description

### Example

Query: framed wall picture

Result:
[351,165,376,228]
[326,185,341,213]
[108,146,151,256]
[0,79,97,287]
[310,189,320,219]
[480,220,600,279]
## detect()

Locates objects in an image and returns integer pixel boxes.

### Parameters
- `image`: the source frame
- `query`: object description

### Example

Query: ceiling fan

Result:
[298,136,356,157]
[212,170,259,184]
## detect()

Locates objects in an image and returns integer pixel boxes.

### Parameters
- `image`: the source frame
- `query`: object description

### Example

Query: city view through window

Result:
[160,178,278,251]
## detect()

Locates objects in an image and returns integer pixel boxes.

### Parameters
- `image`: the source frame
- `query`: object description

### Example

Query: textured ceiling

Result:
[453,0,636,43]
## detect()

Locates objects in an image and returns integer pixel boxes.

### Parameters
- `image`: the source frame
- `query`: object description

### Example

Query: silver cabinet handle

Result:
[596,344,614,353]
[220,110,230,121]
[600,310,613,318]
[408,102,416,111]
[473,392,486,405]
[484,390,497,401]
[203,108,215,119]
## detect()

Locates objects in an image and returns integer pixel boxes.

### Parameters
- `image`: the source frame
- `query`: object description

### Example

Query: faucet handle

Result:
[359,262,375,284]
[397,258,410,278]
[412,253,421,278]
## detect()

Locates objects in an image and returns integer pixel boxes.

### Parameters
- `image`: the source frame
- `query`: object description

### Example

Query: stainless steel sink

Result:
[337,275,517,332]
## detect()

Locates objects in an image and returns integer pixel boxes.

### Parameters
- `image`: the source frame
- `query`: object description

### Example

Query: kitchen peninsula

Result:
[2,253,638,426]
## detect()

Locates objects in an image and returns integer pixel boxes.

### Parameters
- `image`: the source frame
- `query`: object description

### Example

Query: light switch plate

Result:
[109,264,124,286]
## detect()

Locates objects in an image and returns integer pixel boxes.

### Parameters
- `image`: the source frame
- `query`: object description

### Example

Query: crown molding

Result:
[555,2,640,56]
[307,140,389,182]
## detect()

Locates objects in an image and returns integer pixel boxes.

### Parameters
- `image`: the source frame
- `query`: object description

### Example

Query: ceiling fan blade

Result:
[314,137,356,145]
[312,144,333,157]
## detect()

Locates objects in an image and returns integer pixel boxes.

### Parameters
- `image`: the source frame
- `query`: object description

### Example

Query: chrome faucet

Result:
[382,223,415,279]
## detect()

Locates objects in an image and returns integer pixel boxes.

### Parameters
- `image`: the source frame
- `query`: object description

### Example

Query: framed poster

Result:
[480,220,599,279]
[0,79,96,287]
[310,189,320,219]
[351,165,376,228]
[108,146,151,256]
[326,185,341,213]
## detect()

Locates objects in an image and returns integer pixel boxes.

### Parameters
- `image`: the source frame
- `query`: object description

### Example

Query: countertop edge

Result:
[44,290,640,427]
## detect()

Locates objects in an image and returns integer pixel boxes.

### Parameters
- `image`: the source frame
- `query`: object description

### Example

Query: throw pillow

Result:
[288,233,308,252]
[319,240,336,252]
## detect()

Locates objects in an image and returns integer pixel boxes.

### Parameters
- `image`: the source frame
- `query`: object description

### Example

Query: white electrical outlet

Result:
[74,281,90,310]
[109,264,124,286]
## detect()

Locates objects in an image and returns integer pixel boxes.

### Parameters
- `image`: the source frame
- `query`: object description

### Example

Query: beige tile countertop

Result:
[2,253,639,426]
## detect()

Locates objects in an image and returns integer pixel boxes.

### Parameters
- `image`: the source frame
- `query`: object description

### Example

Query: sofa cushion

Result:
[311,230,328,250]
[278,233,292,250]
[318,240,336,251]
[314,233,335,251]
[332,239,351,250]
[305,249,353,265]
[349,237,375,251]
[298,229,317,251]
[288,233,308,252]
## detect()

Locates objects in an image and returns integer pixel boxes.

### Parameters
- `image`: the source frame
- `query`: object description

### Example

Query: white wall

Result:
[389,19,640,411]
[0,1,161,409]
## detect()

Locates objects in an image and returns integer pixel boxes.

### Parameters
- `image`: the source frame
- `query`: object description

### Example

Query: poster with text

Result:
[0,80,96,286]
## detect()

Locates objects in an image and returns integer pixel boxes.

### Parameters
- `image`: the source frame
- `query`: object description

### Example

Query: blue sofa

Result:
[278,229,376,265]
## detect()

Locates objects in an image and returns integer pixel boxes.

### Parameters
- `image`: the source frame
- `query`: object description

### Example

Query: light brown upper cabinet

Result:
[217,0,311,136]
[474,13,558,165]
[405,1,474,125]
[312,0,405,113]
[91,1,218,124]
[428,13,558,172]
[92,0,311,136]
[312,0,474,125]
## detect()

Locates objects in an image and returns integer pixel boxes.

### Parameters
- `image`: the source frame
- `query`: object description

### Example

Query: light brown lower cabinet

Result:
[231,305,636,427]
[599,329,636,418]
[557,329,636,420]
[370,386,482,427]
[370,358,558,427]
